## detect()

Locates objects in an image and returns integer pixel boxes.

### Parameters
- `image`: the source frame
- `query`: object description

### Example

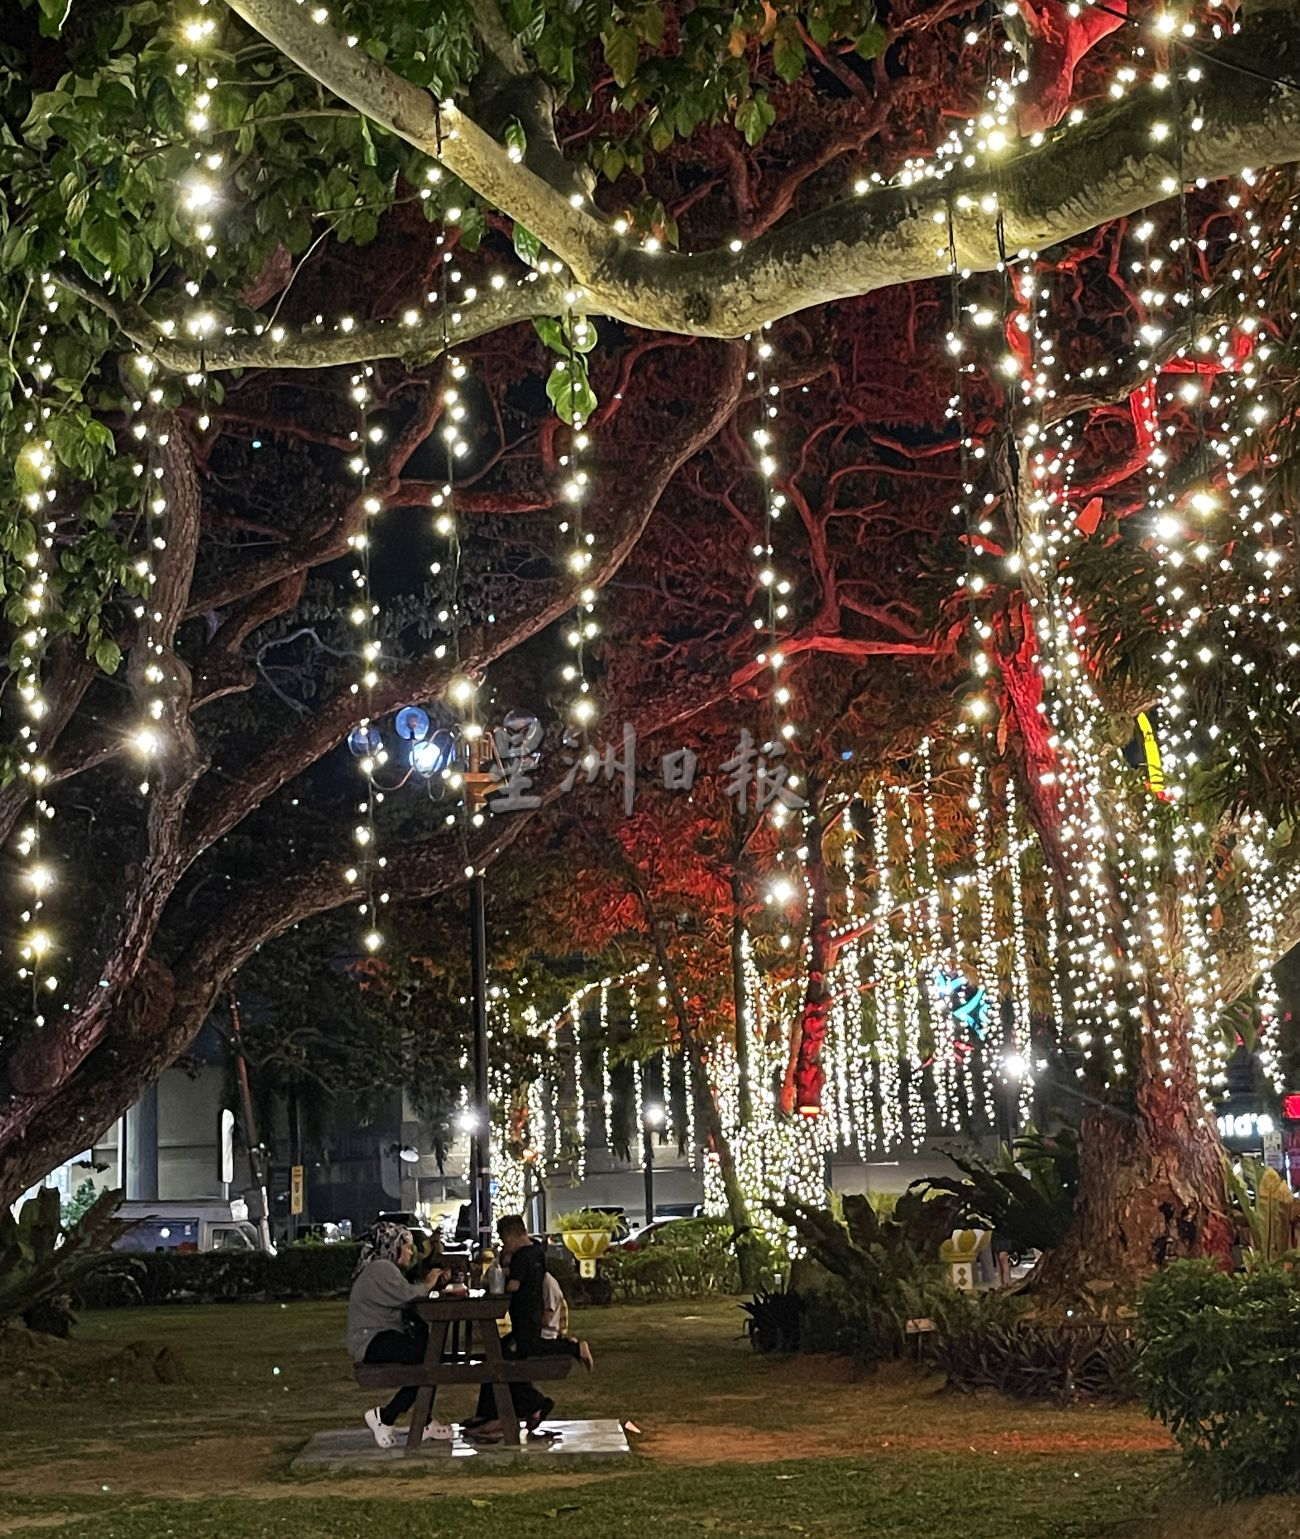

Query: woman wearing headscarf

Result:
[346,1220,453,1446]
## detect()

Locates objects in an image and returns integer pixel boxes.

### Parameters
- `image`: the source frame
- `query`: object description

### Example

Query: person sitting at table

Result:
[346,1220,454,1448]
[541,1267,567,1340]
[465,1214,593,1440]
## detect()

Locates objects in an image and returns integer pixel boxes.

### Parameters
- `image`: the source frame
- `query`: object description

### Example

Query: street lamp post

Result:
[363,703,541,1260]
[642,1103,665,1225]
[467,867,491,1255]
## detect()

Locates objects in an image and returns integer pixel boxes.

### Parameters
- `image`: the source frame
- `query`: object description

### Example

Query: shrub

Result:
[1138,1259,1300,1500]
[1222,1156,1299,1262]
[797,1281,898,1361]
[600,1219,775,1301]
[79,1242,363,1308]
[937,1313,1136,1403]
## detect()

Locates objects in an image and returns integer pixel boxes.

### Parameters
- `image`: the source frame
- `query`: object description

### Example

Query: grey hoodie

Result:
[345,1259,430,1361]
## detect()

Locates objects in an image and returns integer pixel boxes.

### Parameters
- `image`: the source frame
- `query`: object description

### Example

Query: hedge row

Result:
[80,1242,363,1308]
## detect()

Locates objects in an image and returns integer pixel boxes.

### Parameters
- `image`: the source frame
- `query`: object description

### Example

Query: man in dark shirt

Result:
[466,1214,593,1438]
[502,1223,549,1351]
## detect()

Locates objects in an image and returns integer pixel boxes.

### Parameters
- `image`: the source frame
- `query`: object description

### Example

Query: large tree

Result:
[3,0,1300,1304]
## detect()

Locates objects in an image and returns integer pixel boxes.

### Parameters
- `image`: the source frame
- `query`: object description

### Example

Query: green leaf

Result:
[145,75,186,138]
[82,214,129,276]
[93,638,122,675]
[359,118,377,167]
[773,20,805,85]
[22,89,73,135]
[734,93,775,146]
[513,223,542,268]
[567,316,597,354]
[533,317,566,353]
[38,0,73,38]
[2,225,33,269]
[632,4,665,46]
[545,357,597,426]
[602,25,640,89]
[855,21,888,59]
[534,316,598,358]
[457,204,487,251]
[504,118,527,158]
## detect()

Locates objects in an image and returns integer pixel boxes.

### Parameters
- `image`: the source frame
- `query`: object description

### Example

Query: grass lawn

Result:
[0,1294,1277,1538]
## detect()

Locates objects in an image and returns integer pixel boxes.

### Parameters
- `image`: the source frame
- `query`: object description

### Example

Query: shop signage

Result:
[1217,1111,1275,1140]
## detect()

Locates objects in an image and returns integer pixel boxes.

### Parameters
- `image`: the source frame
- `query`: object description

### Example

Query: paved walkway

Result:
[292,1419,630,1470]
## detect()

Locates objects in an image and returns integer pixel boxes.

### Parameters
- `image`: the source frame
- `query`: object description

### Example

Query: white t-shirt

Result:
[541,1272,564,1339]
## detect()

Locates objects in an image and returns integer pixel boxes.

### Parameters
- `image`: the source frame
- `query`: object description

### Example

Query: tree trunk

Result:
[730,871,754,1128]
[1030,977,1233,1311]
[998,604,1233,1306]
[630,869,763,1287]
[0,960,184,1206]
[785,776,831,1116]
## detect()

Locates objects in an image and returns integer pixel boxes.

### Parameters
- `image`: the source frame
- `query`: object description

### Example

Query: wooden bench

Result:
[354,1295,572,1451]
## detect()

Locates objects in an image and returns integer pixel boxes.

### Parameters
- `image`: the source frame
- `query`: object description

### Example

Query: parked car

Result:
[113,1198,264,1254]
[298,1221,348,1244]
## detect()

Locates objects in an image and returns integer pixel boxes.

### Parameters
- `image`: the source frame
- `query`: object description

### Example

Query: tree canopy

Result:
[4,0,1300,1297]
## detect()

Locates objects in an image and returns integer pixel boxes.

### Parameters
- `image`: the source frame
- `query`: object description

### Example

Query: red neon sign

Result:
[1281,1094,1300,1122]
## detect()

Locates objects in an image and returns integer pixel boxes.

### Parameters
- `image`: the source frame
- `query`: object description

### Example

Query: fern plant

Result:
[911,1125,1079,1257]
[768,1188,966,1363]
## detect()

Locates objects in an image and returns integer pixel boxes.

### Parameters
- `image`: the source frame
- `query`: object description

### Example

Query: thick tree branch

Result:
[55,264,572,371]
[181,340,749,864]
[225,0,611,269]
[0,646,96,849]
[218,2,1300,344]
[187,373,443,617]
[12,419,207,1099]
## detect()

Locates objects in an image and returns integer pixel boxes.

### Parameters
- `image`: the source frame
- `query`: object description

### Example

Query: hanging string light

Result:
[553,292,601,747]
[344,366,390,956]
[12,369,59,1013]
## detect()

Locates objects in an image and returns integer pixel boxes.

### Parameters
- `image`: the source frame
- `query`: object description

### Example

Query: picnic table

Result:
[352,1292,573,1452]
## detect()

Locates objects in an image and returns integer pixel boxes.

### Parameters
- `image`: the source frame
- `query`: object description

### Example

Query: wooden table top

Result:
[412,1292,510,1322]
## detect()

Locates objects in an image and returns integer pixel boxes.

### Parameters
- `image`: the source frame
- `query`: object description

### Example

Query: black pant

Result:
[473,1332,581,1423]
[363,1324,437,1426]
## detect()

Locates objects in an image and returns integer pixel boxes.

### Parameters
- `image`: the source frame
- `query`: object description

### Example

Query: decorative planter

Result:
[938,1228,987,1292]
[561,1228,612,1279]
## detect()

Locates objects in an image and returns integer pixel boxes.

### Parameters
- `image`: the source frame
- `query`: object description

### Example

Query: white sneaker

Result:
[365,1407,397,1448]
[422,1418,455,1442]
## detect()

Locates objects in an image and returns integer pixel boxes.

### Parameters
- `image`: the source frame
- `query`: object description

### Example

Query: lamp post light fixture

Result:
[354,700,543,1259]
[642,1102,665,1226]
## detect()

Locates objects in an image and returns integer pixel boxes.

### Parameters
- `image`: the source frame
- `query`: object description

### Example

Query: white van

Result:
[113,1197,264,1254]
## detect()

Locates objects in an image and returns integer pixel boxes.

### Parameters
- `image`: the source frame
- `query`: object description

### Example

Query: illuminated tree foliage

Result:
[4,0,1300,1302]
